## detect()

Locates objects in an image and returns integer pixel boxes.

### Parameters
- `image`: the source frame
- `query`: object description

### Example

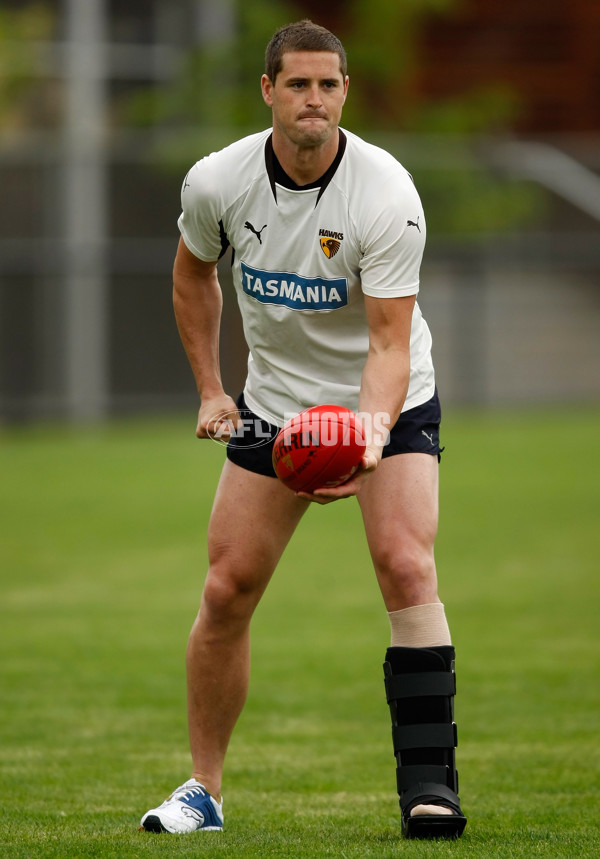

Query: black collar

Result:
[265,130,347,206]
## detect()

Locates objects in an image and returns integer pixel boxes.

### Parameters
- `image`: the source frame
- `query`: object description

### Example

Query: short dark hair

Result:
[265,19,347,83]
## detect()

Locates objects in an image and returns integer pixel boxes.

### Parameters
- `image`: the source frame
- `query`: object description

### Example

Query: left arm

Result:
[358,292,416,459]
[298,292,415,503]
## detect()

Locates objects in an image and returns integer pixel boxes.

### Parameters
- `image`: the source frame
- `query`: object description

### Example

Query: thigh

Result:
[207,458,310,593]
[357,453,439,607]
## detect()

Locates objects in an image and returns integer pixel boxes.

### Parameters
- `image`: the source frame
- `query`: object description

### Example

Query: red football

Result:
[272,405,366,493]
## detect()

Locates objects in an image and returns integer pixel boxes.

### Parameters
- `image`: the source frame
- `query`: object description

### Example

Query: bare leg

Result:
[358,453,440,612]
[186,460,309,798]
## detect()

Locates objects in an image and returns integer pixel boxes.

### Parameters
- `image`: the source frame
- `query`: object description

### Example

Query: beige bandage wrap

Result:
[388,602,451,648]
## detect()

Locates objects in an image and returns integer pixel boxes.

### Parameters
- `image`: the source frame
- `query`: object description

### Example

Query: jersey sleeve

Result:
[177,157,228,262]
[358,167,426,298]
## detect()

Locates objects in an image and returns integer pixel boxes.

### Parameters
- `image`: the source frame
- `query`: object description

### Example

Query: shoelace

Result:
[171,783,207,803]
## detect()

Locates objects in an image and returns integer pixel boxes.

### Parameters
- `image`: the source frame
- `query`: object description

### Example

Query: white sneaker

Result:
[139,778,224,833]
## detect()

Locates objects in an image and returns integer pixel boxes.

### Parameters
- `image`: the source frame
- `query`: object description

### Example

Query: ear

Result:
[342,75,349,103]
[261,74,274,107]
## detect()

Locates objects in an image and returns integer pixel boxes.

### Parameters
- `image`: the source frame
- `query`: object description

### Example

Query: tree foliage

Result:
[0,3,54,129]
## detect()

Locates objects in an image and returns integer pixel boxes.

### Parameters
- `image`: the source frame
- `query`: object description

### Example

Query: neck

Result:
[271,128,340,186]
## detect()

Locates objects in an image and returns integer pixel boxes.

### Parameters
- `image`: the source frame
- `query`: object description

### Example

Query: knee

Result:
[372,538,438,601]
[200,546,265,626]
[202,570,255,618]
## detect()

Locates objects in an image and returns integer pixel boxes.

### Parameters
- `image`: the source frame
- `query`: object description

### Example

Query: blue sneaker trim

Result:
[181,787,223,829]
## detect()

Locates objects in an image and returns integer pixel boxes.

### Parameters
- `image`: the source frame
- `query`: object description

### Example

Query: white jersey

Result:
[178,128,435,426]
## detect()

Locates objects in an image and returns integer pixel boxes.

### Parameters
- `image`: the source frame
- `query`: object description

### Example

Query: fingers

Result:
[197,413,237,440]
[295,450,380,504]
[196,397,241,440]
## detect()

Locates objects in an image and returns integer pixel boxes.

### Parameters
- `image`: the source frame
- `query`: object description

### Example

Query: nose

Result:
[306,84,322,108]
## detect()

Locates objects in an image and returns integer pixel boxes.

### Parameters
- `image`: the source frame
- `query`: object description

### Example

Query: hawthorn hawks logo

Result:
[319,228,343,259]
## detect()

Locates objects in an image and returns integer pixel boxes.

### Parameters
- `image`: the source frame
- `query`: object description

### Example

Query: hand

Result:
[295,447,380,505]
[196,394,241,441]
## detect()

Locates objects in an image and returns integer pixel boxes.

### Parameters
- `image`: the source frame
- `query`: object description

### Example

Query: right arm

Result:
[172,236,239,439]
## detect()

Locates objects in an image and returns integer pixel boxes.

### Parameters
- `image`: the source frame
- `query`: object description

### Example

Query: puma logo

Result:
[407,216,421,233]
[244,221,268,244]
[421,429,434,445]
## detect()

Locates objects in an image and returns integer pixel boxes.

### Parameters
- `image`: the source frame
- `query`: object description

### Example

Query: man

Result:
[139,20,467,840]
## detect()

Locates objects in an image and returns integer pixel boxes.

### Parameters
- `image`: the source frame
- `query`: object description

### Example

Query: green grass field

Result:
[1,407,599,858]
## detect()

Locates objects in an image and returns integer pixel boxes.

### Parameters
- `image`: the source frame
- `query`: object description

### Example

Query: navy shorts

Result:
[225,390,443,478]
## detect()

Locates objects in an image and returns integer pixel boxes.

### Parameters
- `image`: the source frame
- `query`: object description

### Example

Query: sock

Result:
[388,602,451,648]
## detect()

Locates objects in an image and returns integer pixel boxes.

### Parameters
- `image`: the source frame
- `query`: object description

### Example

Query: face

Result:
[261,51,349,151]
